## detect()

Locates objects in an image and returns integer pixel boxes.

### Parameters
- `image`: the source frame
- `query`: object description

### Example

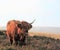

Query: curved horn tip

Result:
[30,19,36,24]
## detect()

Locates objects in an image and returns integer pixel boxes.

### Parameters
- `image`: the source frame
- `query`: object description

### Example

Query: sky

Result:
[0,0,60,27]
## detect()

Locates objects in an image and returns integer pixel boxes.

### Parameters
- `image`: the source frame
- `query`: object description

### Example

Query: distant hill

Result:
[0,27,6,30]
[29,27,60,34]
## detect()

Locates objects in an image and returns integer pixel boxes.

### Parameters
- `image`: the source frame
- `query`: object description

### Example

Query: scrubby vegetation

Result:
[0,31,60,50]
[0,31,5,35]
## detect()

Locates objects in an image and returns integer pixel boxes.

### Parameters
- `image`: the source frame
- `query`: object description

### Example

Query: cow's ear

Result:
[17,24,22,29]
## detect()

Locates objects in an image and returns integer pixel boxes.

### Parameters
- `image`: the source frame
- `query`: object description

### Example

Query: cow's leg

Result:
[10,38,13,45]
[22,34,28,45]
[22,36,26,43]
[20,35,26,45]
[14,34,20,46]
[14,37,18,46]
[9,34,13,45]
[14,39,18,46]
[22,36,26,45]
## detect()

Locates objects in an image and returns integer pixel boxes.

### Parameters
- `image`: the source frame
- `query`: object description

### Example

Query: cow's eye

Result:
[17,24,22,29]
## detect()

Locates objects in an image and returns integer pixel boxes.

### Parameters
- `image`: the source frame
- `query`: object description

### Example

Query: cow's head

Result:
[21,19,35,33]
[17,19,35,34]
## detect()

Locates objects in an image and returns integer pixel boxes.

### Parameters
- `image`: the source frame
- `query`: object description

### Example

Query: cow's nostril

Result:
[26,30,28,33]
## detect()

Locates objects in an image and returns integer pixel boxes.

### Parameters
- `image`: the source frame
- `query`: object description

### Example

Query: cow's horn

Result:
[30,19,36,24]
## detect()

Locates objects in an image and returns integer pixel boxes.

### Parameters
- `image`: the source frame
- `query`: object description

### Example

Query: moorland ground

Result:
[0,31,60,50]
